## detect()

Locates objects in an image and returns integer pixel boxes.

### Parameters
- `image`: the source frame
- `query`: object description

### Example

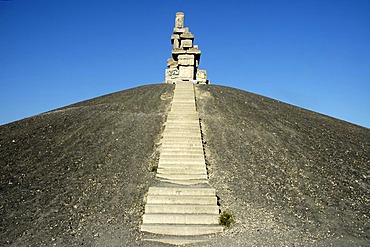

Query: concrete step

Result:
[170,106,196,109]
[164,126,199,130]
[160,142,202,147]
[165,126,200,130]
[162,133,201,138]
[159,155,205,160]
[160,146,203,151]
[160,140,203,145]
[159,160,205,166]
[161,135,201,139]
[166,119,199,122]
[145,204,219,214]
[160,144,202,148]
[163,129,200,133]
[170,104,195,107]
[168,115,196,117]
[165,124,199,128]
[162,137,201,141]
[167,117,199,121]
[160,153,204,158]
[165,122,200,126]
[161,138,202,143]
[164,126,200,130]
[141,224,223,236]
[163,133,201,137]
[158,157,205,163]
[163,131,201,136]
[161,145,203,150]
[172,100,194,103]
[168,111,197,114]
[158,165,205,171]
[167,117,198,121]
[167,113,198,117]
[170,107,194,110]
[165,121,199,125]
[172,101,195,103]
[171,99,195,102]
[144,238,208,246]
[142,213,218,225]
[157,173,208,180]
[164,125,200,129]
[160,150,204,156]
[166,120,199,124]
[164,130,200,134]
[158,159,205,165]
[158,157,206,165]
[159,179,208,185]
[157,166,205,172]
[165,122,199,126]
[168,110,196,113]
[165,119,198,122]
[167,116,198,119]
[161,136,202,142]
[160,149,203,154]
[148,187,215,196]
[172,97,195,100]
[157,167,206,174]
[146,195,216,204]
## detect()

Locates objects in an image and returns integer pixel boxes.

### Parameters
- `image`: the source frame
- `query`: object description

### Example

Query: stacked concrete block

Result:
[165,12,210,84]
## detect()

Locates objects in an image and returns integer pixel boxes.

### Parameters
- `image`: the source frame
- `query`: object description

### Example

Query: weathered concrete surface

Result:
[141,82,222,244]
[165,12,209,84]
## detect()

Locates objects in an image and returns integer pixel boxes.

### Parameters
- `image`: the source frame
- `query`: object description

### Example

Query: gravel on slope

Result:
[195,84,369,246]
[1,83,369,246]
[0,84,174,246]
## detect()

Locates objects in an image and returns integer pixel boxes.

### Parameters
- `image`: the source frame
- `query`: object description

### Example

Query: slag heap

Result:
[165,12,209,84]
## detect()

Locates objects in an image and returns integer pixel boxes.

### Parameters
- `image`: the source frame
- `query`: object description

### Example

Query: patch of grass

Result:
[150,165,158,172]
[219,210,235,227]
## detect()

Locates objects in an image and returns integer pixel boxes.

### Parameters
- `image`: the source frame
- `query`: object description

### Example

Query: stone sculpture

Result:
[165,12,210,84]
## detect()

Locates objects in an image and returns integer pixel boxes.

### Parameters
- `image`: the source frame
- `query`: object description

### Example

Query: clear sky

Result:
[1,0,369,128]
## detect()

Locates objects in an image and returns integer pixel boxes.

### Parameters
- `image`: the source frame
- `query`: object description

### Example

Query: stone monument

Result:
[164,12,210,84]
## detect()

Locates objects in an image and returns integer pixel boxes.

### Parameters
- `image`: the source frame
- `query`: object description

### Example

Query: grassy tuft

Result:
[219,210,235,227]
[150,165,158,172]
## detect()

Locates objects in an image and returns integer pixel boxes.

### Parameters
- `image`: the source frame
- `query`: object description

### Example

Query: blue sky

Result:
[1,0,369,128]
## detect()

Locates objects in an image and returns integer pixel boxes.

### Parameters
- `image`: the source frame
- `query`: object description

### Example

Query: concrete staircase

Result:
[141,81,222,245]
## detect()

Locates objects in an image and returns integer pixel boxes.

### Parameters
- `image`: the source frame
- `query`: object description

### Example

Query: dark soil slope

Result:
[0,84,174,246]
[1,83,369,246]
[195,85,370,246]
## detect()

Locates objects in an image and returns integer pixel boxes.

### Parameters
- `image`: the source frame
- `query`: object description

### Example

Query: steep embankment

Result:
[195,84,370,246]
[0,84,174,246]
[1,83,369,246]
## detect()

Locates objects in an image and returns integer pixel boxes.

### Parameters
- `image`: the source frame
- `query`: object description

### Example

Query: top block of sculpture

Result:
[164,12,209,84]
